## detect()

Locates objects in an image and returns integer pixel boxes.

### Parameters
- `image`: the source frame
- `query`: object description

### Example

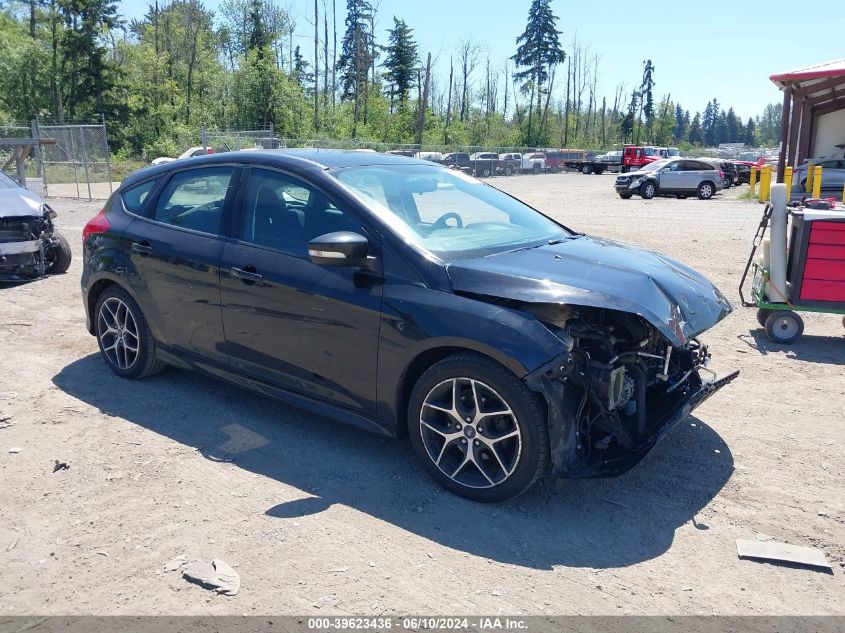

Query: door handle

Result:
[231,266,263,284]
[131,241,153,256]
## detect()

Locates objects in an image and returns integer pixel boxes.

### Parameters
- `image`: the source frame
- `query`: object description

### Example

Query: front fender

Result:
[375,282,569,427]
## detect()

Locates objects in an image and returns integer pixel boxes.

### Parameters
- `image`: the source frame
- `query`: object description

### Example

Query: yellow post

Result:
[758,164,772,202]
[783,166,793,201]
[812,165,823,198]
[750,166,757,193]
[806,164,814,192]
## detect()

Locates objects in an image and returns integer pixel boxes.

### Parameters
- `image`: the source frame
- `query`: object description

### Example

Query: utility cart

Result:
[740,191,845,344]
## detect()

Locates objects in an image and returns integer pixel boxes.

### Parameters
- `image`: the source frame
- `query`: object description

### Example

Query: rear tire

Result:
[408,353,549,502]
[532,163,541,174]
[95,286,166,379]
[764,310,804,344]
[756,308,770,328]
[698,181,715,200]
[45,232,72,274]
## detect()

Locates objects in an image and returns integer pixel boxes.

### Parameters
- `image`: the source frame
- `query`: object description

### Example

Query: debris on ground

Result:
[53,460,69,472]
[736,539,832,572]
[0,416,13,430]
[0,392,17,401]
[182,559,240,596]
[8,447,22,454]
[164,555,188,572]
[6,536,19,552]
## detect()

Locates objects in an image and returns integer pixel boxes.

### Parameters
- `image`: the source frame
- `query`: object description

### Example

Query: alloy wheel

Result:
[419,378,522,489]
[97,297,140,370]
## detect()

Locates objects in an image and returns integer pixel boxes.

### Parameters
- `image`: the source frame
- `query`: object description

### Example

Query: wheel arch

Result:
[394,343,529,437]
[85,274,140,335]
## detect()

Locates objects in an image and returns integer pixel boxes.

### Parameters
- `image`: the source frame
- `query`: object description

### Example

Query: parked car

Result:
[793,156,845,193]
[442,152,472,170]
[696,158,737,188]
[151,146,214,166]
[0,170,72,281]
[615,158,723,200]
[732,161,752,185]
[521,152,546,174]
[81,149,736,502]
[498,152,523,176]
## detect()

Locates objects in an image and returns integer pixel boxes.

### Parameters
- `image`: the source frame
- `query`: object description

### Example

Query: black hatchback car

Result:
[81,150,737,501]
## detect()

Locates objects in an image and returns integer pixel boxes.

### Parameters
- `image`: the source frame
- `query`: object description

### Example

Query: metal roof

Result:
[771,59,845,112]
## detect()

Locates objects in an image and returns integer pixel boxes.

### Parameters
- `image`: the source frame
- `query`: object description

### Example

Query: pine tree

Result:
[383,17,417,109]
[744,117,756,146]
[688,112,703,145]
[292,45,313,88]
[620,90,639,142]
[726,107,740,143]
[641,59,655,136]
[335,0,374,134]
[57,0,121,119]
[511,0,565,145]
[673,103,685,142]
[247,0,270,54]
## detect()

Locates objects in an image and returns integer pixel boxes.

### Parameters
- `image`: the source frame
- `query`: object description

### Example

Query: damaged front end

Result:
[0,206,61,281]
[522,304,738,477]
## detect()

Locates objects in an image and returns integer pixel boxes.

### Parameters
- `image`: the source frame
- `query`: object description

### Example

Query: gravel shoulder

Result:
[0,174,842,615]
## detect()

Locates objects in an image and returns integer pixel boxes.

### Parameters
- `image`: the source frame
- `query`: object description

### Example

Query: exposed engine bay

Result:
[520,302,738,477]
[0,206,70,281]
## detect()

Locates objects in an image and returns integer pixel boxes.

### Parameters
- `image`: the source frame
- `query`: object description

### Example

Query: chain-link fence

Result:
[0,118,112,200]
[200,128,284,153]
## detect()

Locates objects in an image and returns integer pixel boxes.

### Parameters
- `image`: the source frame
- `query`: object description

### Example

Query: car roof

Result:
[123,148,434,188]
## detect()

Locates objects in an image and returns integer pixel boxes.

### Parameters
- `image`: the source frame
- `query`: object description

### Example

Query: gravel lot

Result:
[1,172,843,615]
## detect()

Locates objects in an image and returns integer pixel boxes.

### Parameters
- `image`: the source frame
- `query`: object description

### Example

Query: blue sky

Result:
[118,0,845,120]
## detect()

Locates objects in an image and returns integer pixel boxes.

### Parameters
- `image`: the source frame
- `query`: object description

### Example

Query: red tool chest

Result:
[788,211,845,306]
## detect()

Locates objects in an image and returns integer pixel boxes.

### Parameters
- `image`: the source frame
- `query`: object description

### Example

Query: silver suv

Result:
[614,158,723,200]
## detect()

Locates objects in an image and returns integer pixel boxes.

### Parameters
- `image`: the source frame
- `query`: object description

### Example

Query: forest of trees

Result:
[0,0,784,159]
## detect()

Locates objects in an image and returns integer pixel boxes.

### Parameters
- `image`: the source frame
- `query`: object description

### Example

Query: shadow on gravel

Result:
[54,353,734,570]
[737,330,845,365]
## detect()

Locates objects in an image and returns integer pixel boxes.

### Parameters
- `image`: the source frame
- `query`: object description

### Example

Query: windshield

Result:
[641,160,669,172]
[667,148,680,157]
[332,165,569,259]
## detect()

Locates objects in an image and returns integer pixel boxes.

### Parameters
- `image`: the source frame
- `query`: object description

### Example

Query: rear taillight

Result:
[83,210,110,242]
[720,171,724,179]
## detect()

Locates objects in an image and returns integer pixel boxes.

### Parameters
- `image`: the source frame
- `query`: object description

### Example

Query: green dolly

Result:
[739,202,845,344]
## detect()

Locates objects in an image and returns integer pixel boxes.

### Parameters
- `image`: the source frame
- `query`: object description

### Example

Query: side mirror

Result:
[308,231,369,267]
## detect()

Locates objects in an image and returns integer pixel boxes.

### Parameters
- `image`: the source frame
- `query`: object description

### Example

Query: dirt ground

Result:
[1,173,843,616]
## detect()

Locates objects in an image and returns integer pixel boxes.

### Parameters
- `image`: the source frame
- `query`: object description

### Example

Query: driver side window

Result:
[154,167,234,235]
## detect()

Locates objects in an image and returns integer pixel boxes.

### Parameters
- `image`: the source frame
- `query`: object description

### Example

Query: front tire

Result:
[408,353,548,502]
[698,181,715,200]
[581,164,592,175]
[619,193,633,199]
[45,232,72,274]
[95,286,166,379]
[640,181,657,199]
[532,163,541,174]
[764,310,804,344]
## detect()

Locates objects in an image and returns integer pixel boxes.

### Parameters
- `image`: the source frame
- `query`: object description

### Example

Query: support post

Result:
[749,166,757,193]
[777,87,791,183]
[806,164,814,192]
[812,165,822,198]
[758,164,772,203]
[783,166,793,201]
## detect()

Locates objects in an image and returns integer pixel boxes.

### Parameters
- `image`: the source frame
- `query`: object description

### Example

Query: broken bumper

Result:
[0,239,40,256]
[528,361,739,479]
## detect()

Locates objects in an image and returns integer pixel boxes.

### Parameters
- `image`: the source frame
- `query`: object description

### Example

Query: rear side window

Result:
[153,167,234,235]
[122,179,158,213]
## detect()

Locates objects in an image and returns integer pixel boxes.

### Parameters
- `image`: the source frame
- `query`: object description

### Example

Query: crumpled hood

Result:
[0,187,44,217]
[447,235,733,347]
